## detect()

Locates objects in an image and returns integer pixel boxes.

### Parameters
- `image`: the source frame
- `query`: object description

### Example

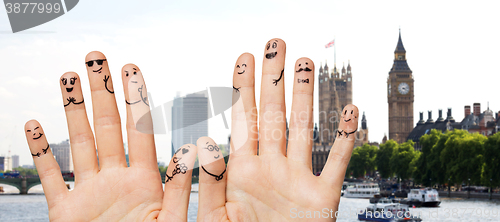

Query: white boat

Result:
[407,188,441,207]
[343,183,380,198]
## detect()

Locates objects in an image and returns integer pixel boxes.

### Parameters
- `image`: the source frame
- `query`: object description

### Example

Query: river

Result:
[1,183,499,221]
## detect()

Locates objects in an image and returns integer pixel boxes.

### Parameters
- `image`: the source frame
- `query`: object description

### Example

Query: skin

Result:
[197,39,359,221]
[24,54,196,222]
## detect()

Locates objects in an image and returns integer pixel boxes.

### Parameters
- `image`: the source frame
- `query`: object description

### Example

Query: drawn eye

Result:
[267,43,270,50]
[125,71,129,77]
[306,62,308,65]
[70,77,77,85]
[272,42,277,48]
[61,78,67,85]
[237,65,240,68]
[133,71,137,75]
[299,64,301,67]
[242,64,247,67]
[351,110,353,114]
[344,110,347,115]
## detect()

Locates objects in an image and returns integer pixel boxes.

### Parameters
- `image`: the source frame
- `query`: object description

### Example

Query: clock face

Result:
[398,82,409,95]
[388,84,391,96]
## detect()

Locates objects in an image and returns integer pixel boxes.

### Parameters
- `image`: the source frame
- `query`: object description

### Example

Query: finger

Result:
[287,58,315,168]
[121,64,157,170]
[197,137,227,221]
[60,72,98,185]
[85,51,126,168]
[159,144,197,221]
[321,104,359,190]
[231,53,258,156]
[259,38,287,155]
[24,120,68,206]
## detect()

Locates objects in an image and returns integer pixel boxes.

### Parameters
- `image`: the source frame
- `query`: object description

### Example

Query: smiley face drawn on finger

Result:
[203,142,221,159]
[265,39,279,59]
[61,74,84,107]
[236,63,247,74]
[85,58,107,74]
[26,125,50,158]
[337,104,359,138]
[26,126,43,140]
[123,65,149,106]
[85,52,114,94]
[296,62,312,73]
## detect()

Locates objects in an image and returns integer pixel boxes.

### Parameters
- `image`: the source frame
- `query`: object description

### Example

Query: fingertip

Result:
[85,51,106,62]
[24,119,39,131]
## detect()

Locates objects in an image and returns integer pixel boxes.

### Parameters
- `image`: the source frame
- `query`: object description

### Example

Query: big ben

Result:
[388,30,414,144]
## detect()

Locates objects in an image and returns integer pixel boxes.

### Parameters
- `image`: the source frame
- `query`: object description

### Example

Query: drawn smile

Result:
[93,67,103,73]
[214,154,220,159]
[344,118,352,122]
[266,51,277,59]
[237,70,245,75]
[33,133,43,140]
[131,81,138,83]
[66,87,74,92]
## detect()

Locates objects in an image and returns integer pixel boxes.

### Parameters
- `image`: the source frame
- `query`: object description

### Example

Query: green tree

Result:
[440,130,486,186]
[13,167,38,176]
[347,144,377,178]
[482,132,500,187]
[390,140,417,181]
[376,140,397,178]
[414,129,443,186]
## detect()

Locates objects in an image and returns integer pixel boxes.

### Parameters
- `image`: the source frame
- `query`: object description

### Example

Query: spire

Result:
[361,112,367,130]
[319,62,323,73]
[395,29,406,53]
[347,60,351,71]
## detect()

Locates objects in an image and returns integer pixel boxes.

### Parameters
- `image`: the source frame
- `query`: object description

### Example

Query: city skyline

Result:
[0,0,499,165]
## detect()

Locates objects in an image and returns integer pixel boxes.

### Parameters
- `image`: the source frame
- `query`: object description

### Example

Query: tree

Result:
[482,132,500,187]
[376,140,397,179]
[347,144,377,178]
[413,130,441,186]
[440,130,486,186]
[390,140,417,182]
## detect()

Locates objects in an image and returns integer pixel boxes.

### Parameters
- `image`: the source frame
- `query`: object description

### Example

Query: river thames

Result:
[1,183,499,221]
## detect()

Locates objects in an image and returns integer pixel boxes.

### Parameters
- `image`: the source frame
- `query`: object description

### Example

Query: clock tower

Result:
[387,30,414,144]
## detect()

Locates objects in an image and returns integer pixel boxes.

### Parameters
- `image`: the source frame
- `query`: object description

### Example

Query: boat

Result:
[344,183,380,198]
[406,188,440,207]
[358,200,422,221]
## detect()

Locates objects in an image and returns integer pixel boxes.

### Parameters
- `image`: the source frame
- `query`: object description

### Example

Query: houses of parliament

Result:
[312,31,414,174]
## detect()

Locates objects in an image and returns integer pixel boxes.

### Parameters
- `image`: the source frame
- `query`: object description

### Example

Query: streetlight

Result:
[448,178,451,197]
[468,178,470,199]
[490,178,493,200]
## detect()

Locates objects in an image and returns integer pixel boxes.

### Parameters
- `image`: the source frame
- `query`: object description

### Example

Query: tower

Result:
[387,30,414,144]
[318,61,352,145]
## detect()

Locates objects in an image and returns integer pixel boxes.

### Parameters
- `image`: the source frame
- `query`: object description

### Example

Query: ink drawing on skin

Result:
[201,142,226,181]
[26,125,49,157]
[62,76,84,107]
[124,67,149,106]
[273,69,284,86]
[236,63,247,74]
[337,104,359,138]
[265,40,278,59]
[165,146,190,183]
[85,57,114,94]
[233,86,240,93]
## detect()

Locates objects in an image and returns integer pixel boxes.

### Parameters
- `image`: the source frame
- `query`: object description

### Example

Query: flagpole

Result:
[334,37,336,68]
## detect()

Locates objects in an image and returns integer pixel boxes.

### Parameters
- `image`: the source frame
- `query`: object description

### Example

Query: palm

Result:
[225,155,340,221]
[48,168,163,221]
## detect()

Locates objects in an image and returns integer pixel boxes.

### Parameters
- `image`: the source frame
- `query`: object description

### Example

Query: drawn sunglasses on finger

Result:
[85,59,107,67]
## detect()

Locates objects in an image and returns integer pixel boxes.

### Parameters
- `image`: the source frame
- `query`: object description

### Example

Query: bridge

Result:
[0,173,199,194]
[0,176,74,194]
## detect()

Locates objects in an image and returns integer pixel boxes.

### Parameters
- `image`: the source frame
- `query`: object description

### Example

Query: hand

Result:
[195,39,359,221]
[24,52,196,222]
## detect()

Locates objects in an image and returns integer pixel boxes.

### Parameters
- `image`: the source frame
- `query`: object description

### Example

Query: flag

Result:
[325,39,335,48]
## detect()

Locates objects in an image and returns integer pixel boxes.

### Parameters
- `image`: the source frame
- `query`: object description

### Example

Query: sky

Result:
[0,0,499,166]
